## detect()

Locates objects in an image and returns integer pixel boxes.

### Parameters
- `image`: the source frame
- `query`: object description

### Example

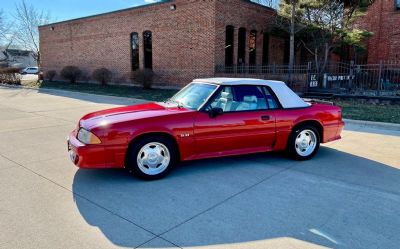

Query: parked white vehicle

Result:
[21,67,39,75]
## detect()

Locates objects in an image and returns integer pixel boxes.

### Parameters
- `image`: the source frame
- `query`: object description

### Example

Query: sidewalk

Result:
[344,119,400,132]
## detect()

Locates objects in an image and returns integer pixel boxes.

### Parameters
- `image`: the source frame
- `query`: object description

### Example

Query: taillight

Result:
[338,109,343,120]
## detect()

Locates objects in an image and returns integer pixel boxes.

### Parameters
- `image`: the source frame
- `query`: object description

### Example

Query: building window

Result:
[262,32,269,65]
[131,32,139,71]
[143,30,153,69]
[397,0,400,9]
[249,30,257,65]
[225,26,234,67]
[237,28,246,65]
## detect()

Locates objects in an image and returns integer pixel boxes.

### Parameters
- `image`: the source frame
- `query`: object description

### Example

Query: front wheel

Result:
[287,125,320,160]
[126,136,177,180]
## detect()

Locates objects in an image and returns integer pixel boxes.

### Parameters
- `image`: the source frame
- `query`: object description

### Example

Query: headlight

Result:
[77,128,101,145]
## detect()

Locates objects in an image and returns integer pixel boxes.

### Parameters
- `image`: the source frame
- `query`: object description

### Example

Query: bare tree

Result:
[253,0,302,86]
[0,11,15,48]
[0,10,6,43]
[0,10,7,40]
[0,10,15,64]
[277,0,304,86]
[13,0,51,65]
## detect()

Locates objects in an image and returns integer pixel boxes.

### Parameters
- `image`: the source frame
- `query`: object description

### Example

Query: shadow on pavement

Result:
[72,147,400,248]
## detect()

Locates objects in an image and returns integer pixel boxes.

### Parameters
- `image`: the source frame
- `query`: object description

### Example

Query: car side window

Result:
[208,86,233,111]
[208,85,268,112]
[262,87,279,109]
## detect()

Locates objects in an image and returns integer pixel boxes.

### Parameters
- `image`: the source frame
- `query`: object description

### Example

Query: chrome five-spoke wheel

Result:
[288,125,320,160]
[295,129,317,157]
[127,136,177,180]
[137,142,171,175]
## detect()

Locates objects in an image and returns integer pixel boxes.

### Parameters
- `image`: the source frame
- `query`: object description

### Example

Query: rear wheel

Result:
[287,125,320,160]
[126,136,177,180]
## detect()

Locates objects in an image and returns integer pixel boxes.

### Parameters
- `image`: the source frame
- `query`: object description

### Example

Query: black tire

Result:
[287,125,320,160]
[126,135,177,180]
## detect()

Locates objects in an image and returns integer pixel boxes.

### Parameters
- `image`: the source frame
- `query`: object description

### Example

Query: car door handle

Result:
[261,115,270,121]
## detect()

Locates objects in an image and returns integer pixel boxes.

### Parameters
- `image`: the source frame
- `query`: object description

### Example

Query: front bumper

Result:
[67,131,106,168]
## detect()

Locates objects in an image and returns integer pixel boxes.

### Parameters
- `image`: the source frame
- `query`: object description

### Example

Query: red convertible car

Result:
[68,78,344,180]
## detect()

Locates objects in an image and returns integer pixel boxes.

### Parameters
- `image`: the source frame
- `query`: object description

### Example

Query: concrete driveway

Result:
[0,86,399,249]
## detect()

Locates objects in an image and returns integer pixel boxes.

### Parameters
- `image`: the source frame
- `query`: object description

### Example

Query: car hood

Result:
[79,102,184,129]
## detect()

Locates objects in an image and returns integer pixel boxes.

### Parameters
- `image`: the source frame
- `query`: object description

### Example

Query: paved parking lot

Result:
[0,86,399,249]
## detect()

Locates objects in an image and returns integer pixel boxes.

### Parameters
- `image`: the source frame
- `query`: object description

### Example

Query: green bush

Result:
[131,69,154,89]
[92,68,112,85]
[45,70,57,81]
[60,66,82,84]
[0,68,21,85]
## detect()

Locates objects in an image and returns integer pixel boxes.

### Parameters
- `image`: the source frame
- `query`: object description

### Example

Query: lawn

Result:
[333,100,400,124]
[20,80,400,124]
[23,80,178,102]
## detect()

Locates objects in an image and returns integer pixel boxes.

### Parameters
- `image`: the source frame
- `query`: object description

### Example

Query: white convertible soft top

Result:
[193,78,310,109]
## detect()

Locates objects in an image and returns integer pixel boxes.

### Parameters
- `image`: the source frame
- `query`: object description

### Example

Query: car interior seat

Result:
[216,91,234,112]
[235,95,258,111]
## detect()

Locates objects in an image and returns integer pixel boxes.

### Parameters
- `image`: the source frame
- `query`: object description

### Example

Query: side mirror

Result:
[208,107,223,118]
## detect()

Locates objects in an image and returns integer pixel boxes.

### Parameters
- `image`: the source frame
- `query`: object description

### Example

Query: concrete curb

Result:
[344,119,400,131]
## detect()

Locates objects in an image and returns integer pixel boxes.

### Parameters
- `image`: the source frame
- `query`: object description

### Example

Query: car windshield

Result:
[169,83,217,110]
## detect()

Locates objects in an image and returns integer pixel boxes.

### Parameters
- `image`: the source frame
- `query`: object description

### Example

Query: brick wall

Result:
[355,0,400,63]
[39,0,283,87]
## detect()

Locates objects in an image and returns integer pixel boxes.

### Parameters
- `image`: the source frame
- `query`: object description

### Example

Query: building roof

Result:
[193,78,310,109]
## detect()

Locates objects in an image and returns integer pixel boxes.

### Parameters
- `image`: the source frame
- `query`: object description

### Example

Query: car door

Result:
[193,85,277,158]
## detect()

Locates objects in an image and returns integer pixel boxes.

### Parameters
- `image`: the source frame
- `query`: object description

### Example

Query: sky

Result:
[1,0,160,24]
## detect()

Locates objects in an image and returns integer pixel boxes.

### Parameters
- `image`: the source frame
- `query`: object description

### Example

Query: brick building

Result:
[355,0,400,63]
[39,0,286,87]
